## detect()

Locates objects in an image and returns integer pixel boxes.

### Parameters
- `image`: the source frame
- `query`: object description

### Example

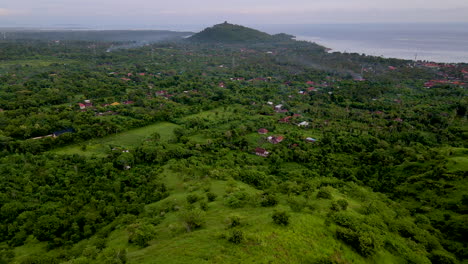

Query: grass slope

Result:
[51,122,180,157]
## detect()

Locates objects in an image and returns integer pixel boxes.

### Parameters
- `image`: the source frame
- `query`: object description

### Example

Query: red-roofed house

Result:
[268,135,284,144]
[78,103,86,110]
[255,147,269,157]
[306,81,315,85]
[388,66,397,70]
[258,128,269,134]
[279,116,292,123]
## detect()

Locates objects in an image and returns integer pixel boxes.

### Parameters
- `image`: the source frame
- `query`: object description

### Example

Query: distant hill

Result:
[187,22,295,44]
[0,30,193,42]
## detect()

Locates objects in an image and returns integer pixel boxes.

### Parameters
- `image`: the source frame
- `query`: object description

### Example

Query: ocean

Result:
[254,24,468,63]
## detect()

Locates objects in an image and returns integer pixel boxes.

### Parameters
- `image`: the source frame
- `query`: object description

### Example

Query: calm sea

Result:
[254,24,468,63]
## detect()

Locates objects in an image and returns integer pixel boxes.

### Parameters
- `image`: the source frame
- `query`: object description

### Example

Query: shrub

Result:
[260,193,279,207]
[186,194,200,204]
[127,223,157,247]
[179,209,206,232]
[272,210,290,226]
[227,230,244,244]
[287,196,307,212]
[429,250,457,264]
[102,248,127,264]
[20,255,60,264]
[317,187,333,199]
[206,192,217,202]
[199,201,208,211]
[337,199,349,210]
[336,227,381,257]
[227,215,241,228]
[330,201,341,212]
[224,191,249,208]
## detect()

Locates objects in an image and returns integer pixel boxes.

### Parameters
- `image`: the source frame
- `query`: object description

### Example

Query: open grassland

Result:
[51,122,180,157]
[0,58,76,67]
[10,167,412,264]
[446,148,468,172]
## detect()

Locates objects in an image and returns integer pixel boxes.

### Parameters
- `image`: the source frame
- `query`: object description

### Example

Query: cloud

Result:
[0,8,29,16]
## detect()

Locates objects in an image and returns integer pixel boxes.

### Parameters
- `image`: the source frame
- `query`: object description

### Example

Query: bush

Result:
[186,194,200,204]
[224,191,249,208]
[337,199,349,210]
[227,215,241,228]
[102,248,127,264]
[429,250,457,264]
[227,230,244,244]
[206,192,217,202]
[287,196,307,212]
[317,187,333,199]
[336,227,381,257]
[199,201,208,211]
[331,199,349,212]
[20,255,60,264]
[272,210,290,226]
[180,209,206,232]
[127,223,157,247]
[260,193,279,207]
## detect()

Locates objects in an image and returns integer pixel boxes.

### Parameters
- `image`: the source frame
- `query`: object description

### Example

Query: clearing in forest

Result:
[51,122,180,157]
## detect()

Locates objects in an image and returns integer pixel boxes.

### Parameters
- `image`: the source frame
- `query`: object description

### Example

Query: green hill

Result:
[187,22,294,43]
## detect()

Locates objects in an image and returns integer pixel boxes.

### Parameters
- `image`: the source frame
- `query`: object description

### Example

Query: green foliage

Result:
[188,22,282,44]
[272,210,290,226]
[429,250,458,264]
[227,230,244,244]
[1,25,467,264]
[227,215,242,228]
[317,187,333,199]
[260,193,279,207]
[179,208,206,232]
[186,194,200,204]
[224,191,250,208]
[206,192,217,202]
[20,255,60,264]
[336,227,382,257]
[287,196,307,212]
[102,248,127,264]
[127,223,157,247]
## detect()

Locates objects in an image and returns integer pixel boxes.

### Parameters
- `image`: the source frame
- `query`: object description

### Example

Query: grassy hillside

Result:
[188,22,288,44]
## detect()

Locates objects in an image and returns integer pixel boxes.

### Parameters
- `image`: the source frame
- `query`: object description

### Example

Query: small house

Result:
[275,104,283,111]
[78,103,86,110]
[255,147,269,157]
[258,128,269,134]
[298,121,309,127]
[279,116,292,123]
[306,137,317,143]
[268,136,284,144]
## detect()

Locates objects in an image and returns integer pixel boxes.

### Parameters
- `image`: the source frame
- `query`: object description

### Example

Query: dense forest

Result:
[0,24,467,264]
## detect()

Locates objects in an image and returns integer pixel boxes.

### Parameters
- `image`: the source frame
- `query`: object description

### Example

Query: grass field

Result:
[86,167,402,264]
[51,122,180,157]
[445,148,468,172]
[0,58,76,67]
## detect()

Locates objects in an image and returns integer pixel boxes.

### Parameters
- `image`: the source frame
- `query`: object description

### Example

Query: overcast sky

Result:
[1,0,468,28]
